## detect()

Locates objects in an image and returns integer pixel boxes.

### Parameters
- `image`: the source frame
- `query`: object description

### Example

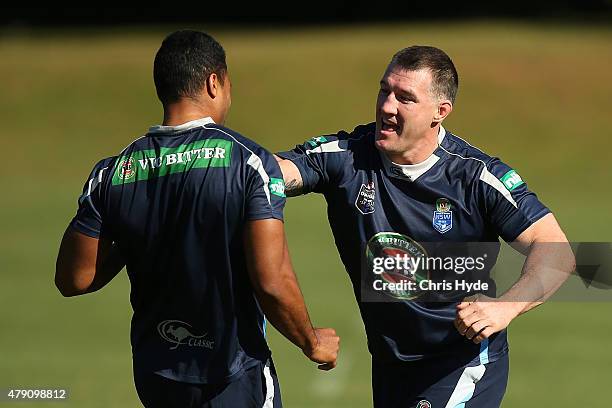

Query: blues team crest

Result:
[355,181,376,214]
[432,198,453,233]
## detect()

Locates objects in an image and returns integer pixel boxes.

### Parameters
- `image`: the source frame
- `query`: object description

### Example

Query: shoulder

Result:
[203,125,281,179]
[79,156,117,197]
[88,156,118,179]
[439,129,533,206]
[203,124,272,158]
[94,156,118,169]
[342,122,376,141]
[329,122,375,143]
[439,130,515,179]
[303,122,375,154]
[439,131,491,165]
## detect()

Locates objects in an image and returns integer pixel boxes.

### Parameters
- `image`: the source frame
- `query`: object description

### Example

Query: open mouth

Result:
[380,120,400,134]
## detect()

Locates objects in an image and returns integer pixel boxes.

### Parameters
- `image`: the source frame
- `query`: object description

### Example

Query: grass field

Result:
[1,22,611,407]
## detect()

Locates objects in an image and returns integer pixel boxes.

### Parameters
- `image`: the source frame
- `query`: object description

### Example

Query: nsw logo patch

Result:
[432,198,453,234]
[355,181,376,214]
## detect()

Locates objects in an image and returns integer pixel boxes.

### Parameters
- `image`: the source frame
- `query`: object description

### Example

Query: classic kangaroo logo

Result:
[157,320,215,350]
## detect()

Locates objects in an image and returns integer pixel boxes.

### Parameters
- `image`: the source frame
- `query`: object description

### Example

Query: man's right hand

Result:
[303,328,340,371]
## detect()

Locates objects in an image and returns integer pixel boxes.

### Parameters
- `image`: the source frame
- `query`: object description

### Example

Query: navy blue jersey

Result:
[277,123,549,365]
[70,117,286,384]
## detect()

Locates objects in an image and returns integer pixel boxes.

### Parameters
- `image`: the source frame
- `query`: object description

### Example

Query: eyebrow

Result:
[397,89,417,100]
[380,80,418,100]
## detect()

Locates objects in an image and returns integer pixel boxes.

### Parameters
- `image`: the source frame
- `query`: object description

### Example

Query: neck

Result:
[385,125,440,165]
[162,98,219,126]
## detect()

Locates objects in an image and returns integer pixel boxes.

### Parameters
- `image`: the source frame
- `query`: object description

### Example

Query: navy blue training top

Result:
[278,122,549,366]
[70,117,286,384]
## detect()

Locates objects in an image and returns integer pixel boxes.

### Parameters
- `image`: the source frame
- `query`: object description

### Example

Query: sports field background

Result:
[1,22,611,407]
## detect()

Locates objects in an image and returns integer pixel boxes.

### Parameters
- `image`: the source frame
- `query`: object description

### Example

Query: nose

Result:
[379,91,398,116]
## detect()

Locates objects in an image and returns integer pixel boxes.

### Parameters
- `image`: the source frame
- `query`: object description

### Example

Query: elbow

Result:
[254,277,290,302]
[558,241,576,275]
[55,281,80,297]
[54,268,89,297]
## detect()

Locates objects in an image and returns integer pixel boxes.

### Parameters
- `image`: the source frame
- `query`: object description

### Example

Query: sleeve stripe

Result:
[479,166,518,208]
[85,166,109,197]
[306,140,346,155]
[246,153,271,205]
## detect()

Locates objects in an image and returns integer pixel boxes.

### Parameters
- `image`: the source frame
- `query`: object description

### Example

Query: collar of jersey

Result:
[147,117,216,135]
[379,126,445,182]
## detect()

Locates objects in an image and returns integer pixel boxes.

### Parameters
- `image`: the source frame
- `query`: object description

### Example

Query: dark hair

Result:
[153,30,227,104]
[390,46,459,103]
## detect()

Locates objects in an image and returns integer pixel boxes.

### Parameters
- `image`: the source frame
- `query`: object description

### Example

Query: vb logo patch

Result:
[432,198,453,234]
[416,400,432,408]
[355,181,376,214]
[117,157,136,181]
[157,320,215,350]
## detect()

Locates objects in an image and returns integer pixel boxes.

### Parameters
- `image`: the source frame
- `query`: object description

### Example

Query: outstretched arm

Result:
[455,213,575,343]
[55,227,125,297]
[244,218,340,370]
[274,155,304,197]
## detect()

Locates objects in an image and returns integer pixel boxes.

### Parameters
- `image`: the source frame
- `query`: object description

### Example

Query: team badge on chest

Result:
[355,181,376,214]
[432,198,453,234]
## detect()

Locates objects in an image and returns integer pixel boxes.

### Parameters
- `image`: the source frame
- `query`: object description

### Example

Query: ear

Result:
[205,73,219,99]
[432,99,453,124]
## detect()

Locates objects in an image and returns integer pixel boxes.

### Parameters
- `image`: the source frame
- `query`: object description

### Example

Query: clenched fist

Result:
[454,295,523,344]
[303,328,340,370]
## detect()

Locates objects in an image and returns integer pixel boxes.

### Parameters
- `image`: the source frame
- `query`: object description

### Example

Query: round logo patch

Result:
[365,232,430,300]
[117,157,136,180]
[416,400,432,408]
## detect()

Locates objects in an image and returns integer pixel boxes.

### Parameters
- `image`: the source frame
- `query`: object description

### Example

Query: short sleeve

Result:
[480,158,550,242]
[69,157,115,238]
[276,131,353,194]
[245,149,286,221]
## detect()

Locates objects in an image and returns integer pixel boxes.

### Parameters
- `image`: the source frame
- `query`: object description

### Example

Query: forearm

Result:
[455,216,574,343]
[244,219,317,353]
[499,241,575,315]
[253,274,318,353]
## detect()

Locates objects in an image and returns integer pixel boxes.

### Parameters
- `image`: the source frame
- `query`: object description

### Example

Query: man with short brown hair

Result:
[276,45,573,407]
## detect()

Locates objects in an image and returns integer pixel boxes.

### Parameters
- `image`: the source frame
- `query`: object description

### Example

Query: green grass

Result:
[1,22,611,407]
